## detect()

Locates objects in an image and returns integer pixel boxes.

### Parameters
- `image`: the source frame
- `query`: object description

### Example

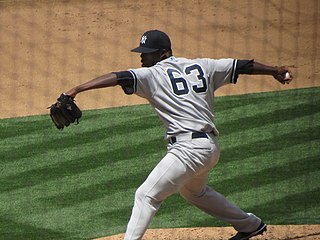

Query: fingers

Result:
[279,77,292,85]
[276,66,293,85]
[284,70,293,84]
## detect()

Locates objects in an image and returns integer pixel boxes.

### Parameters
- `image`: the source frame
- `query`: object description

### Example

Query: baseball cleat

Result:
[228,222,267,240]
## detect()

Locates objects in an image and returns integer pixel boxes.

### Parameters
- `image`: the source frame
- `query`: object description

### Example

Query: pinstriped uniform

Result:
[124,56,261,240]
[128,57,237,138]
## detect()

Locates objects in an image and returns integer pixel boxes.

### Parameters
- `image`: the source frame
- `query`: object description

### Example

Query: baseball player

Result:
[64,30,292,240]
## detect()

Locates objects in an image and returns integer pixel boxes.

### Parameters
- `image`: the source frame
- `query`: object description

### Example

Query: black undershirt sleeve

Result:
[235,59,254,75]
[113,71,135,95]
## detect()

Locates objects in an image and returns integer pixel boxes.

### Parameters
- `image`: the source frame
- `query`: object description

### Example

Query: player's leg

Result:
[124,151,193,240]
[179,171,261,232]
[124,134,221,239]
[178,134,262,232]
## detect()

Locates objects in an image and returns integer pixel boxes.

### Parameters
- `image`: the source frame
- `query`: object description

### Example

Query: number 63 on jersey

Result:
[167,64,208,96]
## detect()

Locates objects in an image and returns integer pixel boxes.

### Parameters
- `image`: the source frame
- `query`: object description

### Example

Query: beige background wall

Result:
[1,0,319,118]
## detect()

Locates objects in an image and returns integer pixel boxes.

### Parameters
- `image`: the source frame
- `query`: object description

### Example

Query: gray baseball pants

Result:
[124,133,261,240]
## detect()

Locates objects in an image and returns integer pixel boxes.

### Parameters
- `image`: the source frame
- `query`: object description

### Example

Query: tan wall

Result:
[1,0,319,118]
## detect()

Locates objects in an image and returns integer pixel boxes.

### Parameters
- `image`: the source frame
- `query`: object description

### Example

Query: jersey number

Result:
[167,64,207,95]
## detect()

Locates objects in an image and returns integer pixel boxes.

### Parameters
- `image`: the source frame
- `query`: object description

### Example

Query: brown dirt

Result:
[96,225,320,240]
[0,0,319,239]
[0,0,319,119]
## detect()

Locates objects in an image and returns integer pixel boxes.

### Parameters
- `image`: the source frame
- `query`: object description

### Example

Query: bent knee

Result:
[134,186,148,201]
[134,186,161,207]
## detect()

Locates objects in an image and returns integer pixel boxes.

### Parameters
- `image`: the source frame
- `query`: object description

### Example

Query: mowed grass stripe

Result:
[218,138,320,178]
[0,115,161,164]
[0,134,163,192]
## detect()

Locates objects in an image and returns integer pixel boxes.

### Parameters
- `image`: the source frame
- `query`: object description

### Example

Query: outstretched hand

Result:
[273,66,293,85]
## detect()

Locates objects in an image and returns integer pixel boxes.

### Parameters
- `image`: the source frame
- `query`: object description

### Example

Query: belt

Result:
[169,132,208,144]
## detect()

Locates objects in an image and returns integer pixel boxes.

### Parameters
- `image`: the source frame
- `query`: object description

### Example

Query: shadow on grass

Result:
[220,125,320,163]
[38,172,146,208]
[0,114,161,163]
[81,206,134,239]
[0,137,164,192]
[211,155,320,196]
[245,188,320,224]
[94,206,133,230]
[0,216,69,240]
[217,101,319,136]
[0,117,52,140]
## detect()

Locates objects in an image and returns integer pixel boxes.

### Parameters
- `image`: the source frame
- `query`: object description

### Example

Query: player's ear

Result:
[160,49,170,60]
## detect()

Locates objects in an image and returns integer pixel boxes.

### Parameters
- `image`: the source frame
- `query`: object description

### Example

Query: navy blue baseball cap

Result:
[131,30,171,53]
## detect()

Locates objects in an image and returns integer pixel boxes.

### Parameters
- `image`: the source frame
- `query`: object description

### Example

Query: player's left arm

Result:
[236,59,293,85]
[65,73,118,98]
[65,71,135,97]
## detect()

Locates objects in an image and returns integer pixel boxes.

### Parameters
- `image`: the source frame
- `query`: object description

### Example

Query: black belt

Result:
[169,132,208,144]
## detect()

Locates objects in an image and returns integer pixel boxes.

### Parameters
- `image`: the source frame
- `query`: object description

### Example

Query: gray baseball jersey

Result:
[127,56,237,138]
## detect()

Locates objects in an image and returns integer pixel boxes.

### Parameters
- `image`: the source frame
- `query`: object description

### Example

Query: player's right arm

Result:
[236,60,293,84]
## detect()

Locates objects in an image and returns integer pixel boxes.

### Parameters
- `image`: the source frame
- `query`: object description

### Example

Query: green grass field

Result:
[0,87,319,239]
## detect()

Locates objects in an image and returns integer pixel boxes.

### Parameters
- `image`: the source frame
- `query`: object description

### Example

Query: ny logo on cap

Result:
[140,35,147,44]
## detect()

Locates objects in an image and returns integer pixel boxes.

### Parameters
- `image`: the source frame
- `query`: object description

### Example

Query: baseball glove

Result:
[49,93,82,130]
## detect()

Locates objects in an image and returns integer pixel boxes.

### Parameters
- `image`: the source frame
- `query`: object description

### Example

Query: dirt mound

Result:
[96,225,320,240]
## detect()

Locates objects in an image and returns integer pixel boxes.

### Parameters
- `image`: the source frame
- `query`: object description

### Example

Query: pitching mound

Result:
[96,225,320,240]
